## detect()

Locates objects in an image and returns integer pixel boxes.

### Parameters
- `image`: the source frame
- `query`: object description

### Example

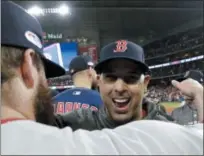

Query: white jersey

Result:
[1,120,203,155]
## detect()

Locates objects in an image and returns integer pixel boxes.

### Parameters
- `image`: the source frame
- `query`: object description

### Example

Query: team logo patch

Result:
[114,40,128,53]
[25,31,42,49]
[87,61,94,66]
[73,91,81,95]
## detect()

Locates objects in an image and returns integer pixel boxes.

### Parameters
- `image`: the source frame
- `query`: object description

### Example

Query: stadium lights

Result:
[58,5,70,16]
[27,5,70,16]
[27,6,44,16]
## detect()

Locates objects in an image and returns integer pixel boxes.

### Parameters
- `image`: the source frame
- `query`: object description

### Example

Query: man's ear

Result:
[96,74,100,86]
[97,74,103,85]
[96,74,100,81]
[87,68,93,79]
[87,67,97,79]
[144,75,151,92]
[20,49,36,89]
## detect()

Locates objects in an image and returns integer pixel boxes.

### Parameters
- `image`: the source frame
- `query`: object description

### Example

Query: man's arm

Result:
[55,102,176,131]
[54,107,119,130]
[54,108,98,130]
[193,88,203,122]
[2,120,203,155]
[61,120,203,155]
[172,79,203,122]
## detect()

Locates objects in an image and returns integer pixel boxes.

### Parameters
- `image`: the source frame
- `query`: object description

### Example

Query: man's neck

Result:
[74,79,92,89]
[74,83,91,89]
[1,105,30,120]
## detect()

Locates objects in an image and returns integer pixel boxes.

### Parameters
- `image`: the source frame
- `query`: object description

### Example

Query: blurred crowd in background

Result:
[144,27,203,59]
[151,61,203,78]
[146,85,182,103]
[48,26,203,103]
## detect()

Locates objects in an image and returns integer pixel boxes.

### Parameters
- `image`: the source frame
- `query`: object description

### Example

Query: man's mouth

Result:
[112,98,130,112]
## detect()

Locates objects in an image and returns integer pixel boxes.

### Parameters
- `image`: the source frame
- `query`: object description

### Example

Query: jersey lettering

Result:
[73,102,81,110]
[55,102,98,113]
[65,102,73,113]
[81,103,89,109]
[90,106,98,111]
[114,40,127,53]
[56,102,65,114]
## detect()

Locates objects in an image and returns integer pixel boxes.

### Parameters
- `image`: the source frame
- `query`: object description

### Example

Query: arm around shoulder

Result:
[60,120,203,155]
[54,108,98,130]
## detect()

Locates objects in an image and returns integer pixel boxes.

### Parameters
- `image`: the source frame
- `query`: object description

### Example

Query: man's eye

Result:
[104,74,117,82]
[124,75,140,84]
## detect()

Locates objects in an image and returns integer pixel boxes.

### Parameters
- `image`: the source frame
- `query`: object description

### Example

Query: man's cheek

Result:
[131,84,143,94]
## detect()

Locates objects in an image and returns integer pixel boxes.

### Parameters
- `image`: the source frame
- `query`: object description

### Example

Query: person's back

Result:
[2,120,203,155]
[53,87,103,113]
[53,55,103,114]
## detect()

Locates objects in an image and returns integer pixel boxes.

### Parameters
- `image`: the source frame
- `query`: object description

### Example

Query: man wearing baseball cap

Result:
[55,40,176,129]
[69,55,98,90]
[171,70,203,125]
[1,1,65,125]
[95,40,153,123]
[53,55,103,114]
[2,2,203,155]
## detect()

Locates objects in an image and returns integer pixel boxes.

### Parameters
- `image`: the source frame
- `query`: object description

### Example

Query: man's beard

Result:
[34,81,55,126]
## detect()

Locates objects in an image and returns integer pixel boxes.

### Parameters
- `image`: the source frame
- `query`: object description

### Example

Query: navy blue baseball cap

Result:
[69,55,94,76]
[1,1,65,78]
[180,70,203,84]
[95,40,149,74]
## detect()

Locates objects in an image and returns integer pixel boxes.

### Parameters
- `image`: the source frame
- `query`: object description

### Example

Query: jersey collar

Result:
[1,118,26,124]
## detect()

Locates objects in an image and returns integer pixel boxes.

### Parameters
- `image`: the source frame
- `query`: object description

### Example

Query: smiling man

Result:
[96,40,150,123]
[2,2,203,155]
[55,40,174,129]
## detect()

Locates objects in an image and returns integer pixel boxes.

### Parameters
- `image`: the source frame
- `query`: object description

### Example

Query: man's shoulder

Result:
[2,120,63,134]
[54,88,100,97]
[53,89,72,99]
[71,88,102,103]
[2,120,73,155]
[75,88,101,97]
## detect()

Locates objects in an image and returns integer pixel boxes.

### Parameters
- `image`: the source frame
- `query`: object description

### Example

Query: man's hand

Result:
[171,78,203,98]
[171,78,203,122]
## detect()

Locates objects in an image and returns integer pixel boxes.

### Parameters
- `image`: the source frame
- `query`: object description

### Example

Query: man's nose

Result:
[113,78,128,94]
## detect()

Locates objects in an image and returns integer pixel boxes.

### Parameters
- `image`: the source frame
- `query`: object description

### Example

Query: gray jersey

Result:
[171,104,198,125]
[1,120,203,155]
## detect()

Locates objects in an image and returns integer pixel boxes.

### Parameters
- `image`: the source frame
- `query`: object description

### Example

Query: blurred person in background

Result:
[2,2,203,155]
[171,70,203,125]
[53,55,103,114]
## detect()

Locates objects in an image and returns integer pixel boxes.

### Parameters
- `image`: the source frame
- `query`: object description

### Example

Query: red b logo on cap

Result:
[114,40,127,53]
